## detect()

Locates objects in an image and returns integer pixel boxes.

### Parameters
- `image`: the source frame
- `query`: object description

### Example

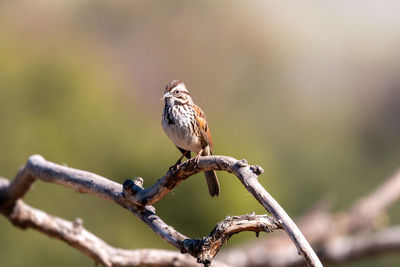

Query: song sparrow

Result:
[161,80,220,197]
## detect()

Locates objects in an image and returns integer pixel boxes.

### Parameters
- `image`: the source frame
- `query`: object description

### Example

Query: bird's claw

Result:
[194,154,201,168]
[168,164,178,172]
[168,160,182,173]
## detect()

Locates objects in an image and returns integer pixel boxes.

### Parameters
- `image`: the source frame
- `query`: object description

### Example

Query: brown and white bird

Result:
[161,80,220,197]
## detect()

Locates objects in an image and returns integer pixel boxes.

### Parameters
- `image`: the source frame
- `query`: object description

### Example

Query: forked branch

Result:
[0,154,320,266]
[1,180,274,266]
[123,156,322,266]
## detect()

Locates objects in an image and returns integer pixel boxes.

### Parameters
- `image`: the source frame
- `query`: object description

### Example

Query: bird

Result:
[161,80,220,197]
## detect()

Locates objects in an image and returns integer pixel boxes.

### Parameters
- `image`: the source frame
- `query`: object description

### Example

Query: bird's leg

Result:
[194,148,204,167]
[169,151,190,172]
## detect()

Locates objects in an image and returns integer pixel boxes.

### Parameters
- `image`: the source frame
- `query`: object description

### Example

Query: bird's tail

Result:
[204,170,220,197]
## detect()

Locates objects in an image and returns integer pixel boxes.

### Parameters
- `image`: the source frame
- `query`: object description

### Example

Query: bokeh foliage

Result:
[1,1,400,266]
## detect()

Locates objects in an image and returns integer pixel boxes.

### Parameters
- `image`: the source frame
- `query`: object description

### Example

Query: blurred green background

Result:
[1,1,400,266]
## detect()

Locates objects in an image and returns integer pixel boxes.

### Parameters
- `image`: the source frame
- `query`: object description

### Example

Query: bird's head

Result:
[161,80,192,106]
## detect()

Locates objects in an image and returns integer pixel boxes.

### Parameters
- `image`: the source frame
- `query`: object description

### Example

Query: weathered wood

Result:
[0,154,295,266]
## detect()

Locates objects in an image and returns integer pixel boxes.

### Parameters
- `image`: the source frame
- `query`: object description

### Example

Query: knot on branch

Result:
[122,177,144,196]
[250,165,264,175]
[235,159,248,168]
[73,218,83,234]
[183,238,213,267]
[123,177,151,206]
[181,213,282,266]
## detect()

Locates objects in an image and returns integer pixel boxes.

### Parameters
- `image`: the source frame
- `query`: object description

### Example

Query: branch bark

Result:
[2,189,205,267]
[0,154,306,266]
[123,156,322,267]
[219,167,400,266]
[321,226,400,264]
[0,179,254,267]
[2,155,400,266]
[340,168,400,233]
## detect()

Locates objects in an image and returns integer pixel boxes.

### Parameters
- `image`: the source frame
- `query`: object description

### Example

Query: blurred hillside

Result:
[1,1,400,266]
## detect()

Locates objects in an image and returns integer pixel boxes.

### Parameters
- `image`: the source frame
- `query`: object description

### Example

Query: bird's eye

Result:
[174,90,180,95]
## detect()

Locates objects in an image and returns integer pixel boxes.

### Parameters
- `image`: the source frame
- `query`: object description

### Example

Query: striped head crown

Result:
[162,80,192,105]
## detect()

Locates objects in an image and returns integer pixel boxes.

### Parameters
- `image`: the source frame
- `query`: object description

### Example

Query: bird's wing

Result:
[193,104,213,151]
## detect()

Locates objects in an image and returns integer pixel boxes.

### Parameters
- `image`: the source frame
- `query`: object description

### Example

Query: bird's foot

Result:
[168,159,182,172]
[194,154,201,168]
[168,164,178,173]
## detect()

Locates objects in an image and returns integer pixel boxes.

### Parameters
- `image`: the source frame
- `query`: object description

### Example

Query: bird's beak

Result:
[161,91,172,100]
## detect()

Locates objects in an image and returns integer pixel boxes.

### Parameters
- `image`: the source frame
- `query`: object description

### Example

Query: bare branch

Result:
[219,167,400,267]
[0,155,190,253]
[0,180,231,267]
[321,226,400,263]
[123,156,322,267]
[4,154,399,266]
[0,155,288,266]
[340,168,400,233]
[183,214,281,264]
